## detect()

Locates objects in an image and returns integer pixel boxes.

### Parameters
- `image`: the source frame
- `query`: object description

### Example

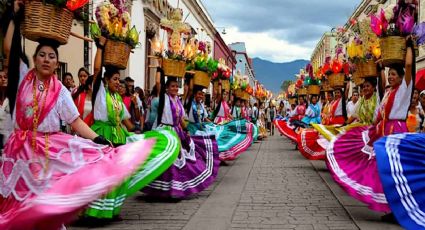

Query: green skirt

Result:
[85,125,180,219]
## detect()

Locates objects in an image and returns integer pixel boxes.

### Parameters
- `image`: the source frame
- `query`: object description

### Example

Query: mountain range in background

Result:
[252,58,309,95]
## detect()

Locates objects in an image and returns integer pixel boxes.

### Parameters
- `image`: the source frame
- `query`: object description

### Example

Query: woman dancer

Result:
[0,6,160,229]
[326,38,414,213]
[297,94,324,160]
[142,75,220,198]
[83,39,179,220]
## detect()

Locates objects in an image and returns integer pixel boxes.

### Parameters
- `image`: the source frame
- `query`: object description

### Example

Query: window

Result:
[57,62,68,82]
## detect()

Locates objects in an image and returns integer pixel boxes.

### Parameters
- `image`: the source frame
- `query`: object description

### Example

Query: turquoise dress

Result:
[301,103,321,125]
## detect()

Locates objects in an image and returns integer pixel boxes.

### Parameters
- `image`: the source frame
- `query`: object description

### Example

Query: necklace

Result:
[32,77,50,176]
[38,82,45,92]
[110,93,122,126]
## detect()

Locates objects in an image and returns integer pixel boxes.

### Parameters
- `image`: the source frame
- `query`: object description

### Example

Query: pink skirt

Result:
[0,130,154,230]
[326,120,407,212]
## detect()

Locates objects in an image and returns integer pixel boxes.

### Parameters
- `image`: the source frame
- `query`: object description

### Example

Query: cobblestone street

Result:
[70,135,403,230]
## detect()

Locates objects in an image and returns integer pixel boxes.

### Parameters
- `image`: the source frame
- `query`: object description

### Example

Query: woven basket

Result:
[222,79,230,92]
[193,71,211,88]
[288,98,296,105]
[104,40,131,69]
[22,1,74,45]
[297,88,307,96]
[329,73,345,88]
[213,79,231,92]
[352,70,365,86]
[359,60,378,78]
[235,89,249,100]
[321,80,333,92]
[307,85,320,95]
[163,59,186,78]
[380,36,406,67]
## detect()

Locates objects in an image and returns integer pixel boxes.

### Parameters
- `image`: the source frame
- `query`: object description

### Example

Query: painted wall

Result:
[128,0,146,88]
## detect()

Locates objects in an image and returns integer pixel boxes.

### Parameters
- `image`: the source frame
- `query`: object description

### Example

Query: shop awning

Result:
[415,69,425,91]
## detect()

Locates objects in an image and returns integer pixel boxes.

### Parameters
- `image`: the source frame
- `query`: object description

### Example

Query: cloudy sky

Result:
[202,0,361,63]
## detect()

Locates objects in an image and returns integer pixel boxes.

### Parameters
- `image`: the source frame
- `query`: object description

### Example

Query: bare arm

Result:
[93,36,106,82]
[70,118,98,140]
[123,119,135,131]
[4,0,24,63]
[405,41,413,86]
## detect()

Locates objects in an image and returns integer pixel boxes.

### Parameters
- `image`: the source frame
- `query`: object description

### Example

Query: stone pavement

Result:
[70,134,402,230]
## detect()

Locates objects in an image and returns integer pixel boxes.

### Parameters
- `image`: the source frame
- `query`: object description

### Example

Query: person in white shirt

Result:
[346,91,359,119]
[0,68,12,152]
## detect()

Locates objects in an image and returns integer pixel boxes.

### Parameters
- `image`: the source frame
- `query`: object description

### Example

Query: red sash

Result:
[73,92,94,126]
[376,86,401,135]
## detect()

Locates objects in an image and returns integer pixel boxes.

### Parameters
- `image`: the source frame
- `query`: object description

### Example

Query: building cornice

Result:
[310,32,336,61]
[183,0,216,38]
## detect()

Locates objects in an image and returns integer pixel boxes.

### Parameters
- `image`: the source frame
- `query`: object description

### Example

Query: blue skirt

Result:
[374,133,425,230]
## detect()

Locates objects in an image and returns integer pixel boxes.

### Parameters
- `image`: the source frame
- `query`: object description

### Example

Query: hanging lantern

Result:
[150,36,163,55]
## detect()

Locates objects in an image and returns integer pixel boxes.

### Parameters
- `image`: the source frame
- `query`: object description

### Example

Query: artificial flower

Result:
[66,0,89,11]
[397,10,415,35]
[413,22,425,46]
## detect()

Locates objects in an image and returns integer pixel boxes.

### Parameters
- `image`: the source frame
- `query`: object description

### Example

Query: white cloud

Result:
[222,27,312,62]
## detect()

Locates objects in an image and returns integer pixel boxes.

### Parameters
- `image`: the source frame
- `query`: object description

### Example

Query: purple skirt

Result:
[326,120,407,212]
[143,126,220,198]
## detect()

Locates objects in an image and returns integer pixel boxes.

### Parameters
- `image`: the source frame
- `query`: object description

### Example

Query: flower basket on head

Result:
[234,89,244,99]
[93,1,141,69]
[186,41,218,83]
[163,59,186,78]
[222,79,230,91]
[307,85,320,95]
[213,79,230,92]
[297,88,307,96]
[22,1,74,45]
[193,70,210,88]
[329,73,345,88]
[235,89,249,100]
[351,69,365,86]
[321,80,333,92]
[358,59,378,78]
[288,98,296,105]
[380,36,406,67]
[104,40,131,69]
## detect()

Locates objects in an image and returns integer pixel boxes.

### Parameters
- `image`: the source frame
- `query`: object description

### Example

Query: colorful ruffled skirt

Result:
[85,126,180,219]
[296,128,325,160]
[274,120,297,142]
[374,133,425,230]
[0,130,156,230]
[143,125,220,198]
[188,119,253,162]
[326,120,407,212]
